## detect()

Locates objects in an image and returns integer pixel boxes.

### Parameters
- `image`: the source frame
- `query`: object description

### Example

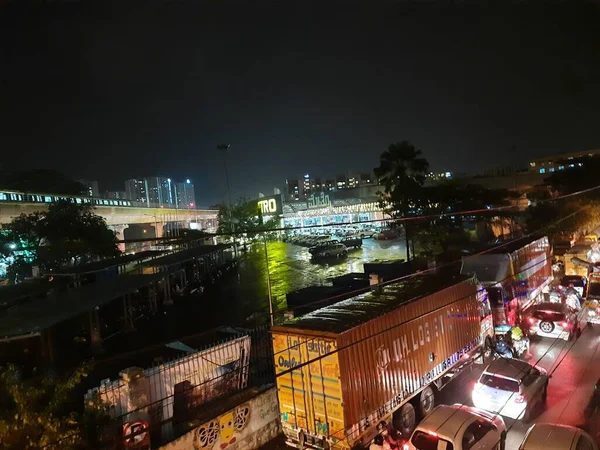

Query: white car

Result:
[472,358,549,421]
[405,404,506,450]
[517,423,598,450]
[312,243,347,259]
[358,229,375,238]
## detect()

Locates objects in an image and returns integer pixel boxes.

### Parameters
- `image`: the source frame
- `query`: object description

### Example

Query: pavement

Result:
[260,323,600,449]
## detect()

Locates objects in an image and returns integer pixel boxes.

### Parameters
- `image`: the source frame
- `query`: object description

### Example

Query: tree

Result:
[217,198,278,238]
[412,180,516,255]
[0,170,86,196]
[374,141,430,262]
[1,201,120,281]
[0,362,107,450]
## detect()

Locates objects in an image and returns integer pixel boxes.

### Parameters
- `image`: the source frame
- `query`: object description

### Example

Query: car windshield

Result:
[411,431,454,450]
[561,277,584,287]
[480,373,520,392]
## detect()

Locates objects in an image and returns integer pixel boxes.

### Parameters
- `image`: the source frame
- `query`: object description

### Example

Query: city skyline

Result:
[2,1,599,205]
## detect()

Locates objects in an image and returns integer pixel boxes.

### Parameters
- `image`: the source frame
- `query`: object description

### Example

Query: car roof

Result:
[520,424,580,450]
[533,302,566,312]
[416,405,477,440]
[484,358,534,381]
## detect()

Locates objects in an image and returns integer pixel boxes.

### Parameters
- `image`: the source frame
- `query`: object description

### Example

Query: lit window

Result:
[559,165,565,170]
[579,162,584,167]
[539,168,546,174]
[529,162,536,167]
[549,167,555,172]
[569,164,575,168]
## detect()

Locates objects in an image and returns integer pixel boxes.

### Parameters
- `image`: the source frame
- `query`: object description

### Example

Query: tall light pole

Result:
[217,144,238,258]
[263,234,274,326]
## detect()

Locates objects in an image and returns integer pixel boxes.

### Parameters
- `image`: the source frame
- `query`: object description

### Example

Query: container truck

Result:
[460,236,551,328]
[271,273,494,450]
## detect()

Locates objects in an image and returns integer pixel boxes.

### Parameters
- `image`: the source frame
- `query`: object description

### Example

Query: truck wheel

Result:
[419,385,436,417]
[393,403,416,437]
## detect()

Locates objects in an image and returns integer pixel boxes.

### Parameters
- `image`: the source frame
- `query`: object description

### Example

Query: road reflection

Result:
[218,238,407,321]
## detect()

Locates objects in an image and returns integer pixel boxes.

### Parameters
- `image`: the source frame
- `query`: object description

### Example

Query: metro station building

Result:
[278,185,385,229]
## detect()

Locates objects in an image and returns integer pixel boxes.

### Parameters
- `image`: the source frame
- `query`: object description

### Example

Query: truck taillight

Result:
[514,394,525,404]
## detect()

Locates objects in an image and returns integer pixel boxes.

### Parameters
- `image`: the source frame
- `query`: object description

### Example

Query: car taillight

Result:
[558,285,563,289]
[514,394,525,404]
[403,445,410,450]
[527,317,536,324]
[561,321,569,328]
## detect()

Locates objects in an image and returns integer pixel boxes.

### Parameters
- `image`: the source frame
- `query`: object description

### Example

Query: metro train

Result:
[0,190,140,208]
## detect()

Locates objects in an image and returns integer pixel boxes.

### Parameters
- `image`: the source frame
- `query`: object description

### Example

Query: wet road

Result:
[260,323,600,449]
[219,238,407,321]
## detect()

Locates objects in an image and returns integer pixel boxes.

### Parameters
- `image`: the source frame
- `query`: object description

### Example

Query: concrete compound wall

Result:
[159,387,280,450]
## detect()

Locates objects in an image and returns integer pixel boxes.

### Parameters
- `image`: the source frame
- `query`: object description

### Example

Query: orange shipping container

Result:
[272,273,482,449]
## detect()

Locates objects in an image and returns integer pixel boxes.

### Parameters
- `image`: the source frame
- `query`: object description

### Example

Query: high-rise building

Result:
[78,179,99,197]
[285,178,301,201]
[175,179,196,209]
[125,178,150,205]
[105,190,128,200]
[146,177,176,207]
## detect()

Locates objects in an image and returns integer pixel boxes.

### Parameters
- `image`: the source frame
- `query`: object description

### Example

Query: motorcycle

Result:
[494,325,529,359]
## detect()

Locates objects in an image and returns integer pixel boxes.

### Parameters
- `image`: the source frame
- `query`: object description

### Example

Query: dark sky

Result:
[1,0,600,206]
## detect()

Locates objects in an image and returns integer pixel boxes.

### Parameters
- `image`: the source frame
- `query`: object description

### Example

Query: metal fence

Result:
[88,324,274,449]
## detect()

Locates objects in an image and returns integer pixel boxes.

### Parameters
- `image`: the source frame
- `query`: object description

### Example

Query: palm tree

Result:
[374,141,429,262]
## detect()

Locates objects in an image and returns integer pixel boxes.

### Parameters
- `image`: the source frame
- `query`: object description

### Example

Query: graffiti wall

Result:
[160,387,280,450]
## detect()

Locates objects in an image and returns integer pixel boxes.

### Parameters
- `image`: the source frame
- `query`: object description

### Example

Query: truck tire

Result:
[419,385,436,417]
[393,403,416,437]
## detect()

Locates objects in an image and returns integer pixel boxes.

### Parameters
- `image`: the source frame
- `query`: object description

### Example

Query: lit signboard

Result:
[256,194,283,216]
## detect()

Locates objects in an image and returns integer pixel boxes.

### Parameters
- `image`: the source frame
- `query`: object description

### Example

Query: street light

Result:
[263,234,274,326]
[217,144,238,258]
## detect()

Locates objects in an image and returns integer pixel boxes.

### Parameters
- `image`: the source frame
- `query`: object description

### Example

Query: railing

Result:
[88,324,275,449]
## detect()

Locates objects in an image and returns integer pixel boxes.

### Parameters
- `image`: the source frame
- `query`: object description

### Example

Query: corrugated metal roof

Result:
[279,273,473,333]
[0,273,164,339]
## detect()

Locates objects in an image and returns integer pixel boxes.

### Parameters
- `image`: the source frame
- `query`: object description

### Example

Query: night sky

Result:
[1,0,600,206]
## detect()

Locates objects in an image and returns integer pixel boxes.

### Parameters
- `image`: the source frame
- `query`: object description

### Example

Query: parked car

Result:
[358,229,375,238]
[517,423,598,450]
[525,302,581,341]
[311,243,348,259]
[406,404,507,450]
[559,275,587,297]
[339,237,362,249]
[374,230,398,240]
[472,357,549,421]
[308,240,340,254]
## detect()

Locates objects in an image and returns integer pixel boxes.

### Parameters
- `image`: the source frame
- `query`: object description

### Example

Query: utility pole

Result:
[217,144,238,258]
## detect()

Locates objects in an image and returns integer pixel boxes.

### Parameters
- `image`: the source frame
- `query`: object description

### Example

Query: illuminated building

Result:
[105,190,127,200]
[175,179,196,209]
[78,179,99,197]
[146,177,176,207]
[285,171,376,201]
[281,185,384,229]
[529,149,600,174]
[125,178,150,206]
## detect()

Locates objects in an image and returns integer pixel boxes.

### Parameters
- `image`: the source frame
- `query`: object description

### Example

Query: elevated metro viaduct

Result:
[0,202,219,240]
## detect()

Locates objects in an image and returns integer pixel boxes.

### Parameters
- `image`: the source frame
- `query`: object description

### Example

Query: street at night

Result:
[261,323,600,450]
